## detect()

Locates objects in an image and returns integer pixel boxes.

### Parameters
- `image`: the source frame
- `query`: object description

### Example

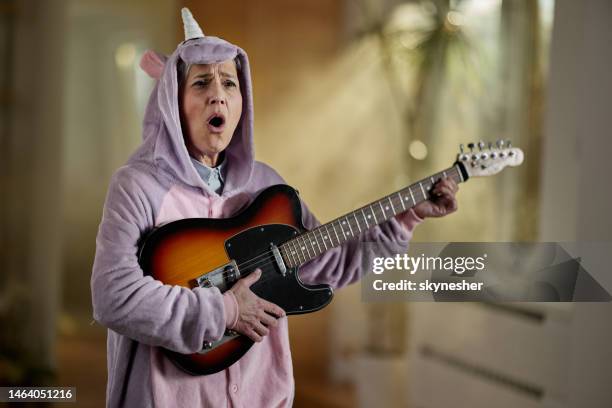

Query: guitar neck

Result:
[280,163,468,268]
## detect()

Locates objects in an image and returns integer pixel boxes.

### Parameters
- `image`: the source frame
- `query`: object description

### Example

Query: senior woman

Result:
[91,8,458,408]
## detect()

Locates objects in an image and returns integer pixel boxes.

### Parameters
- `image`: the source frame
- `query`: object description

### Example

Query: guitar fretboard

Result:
[279,164,464,268]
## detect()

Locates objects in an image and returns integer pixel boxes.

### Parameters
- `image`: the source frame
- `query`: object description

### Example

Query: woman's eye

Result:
[193,80,208,88]
[224,80,237,88]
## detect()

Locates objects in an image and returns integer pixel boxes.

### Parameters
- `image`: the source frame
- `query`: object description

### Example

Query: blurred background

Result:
[1,0,611,407]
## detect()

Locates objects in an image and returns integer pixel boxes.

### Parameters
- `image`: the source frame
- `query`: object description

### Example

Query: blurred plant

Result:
[353,0,481,357]
[357,0,481,173]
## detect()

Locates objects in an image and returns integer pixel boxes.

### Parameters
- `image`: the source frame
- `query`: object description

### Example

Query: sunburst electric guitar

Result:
[138,141,524,375]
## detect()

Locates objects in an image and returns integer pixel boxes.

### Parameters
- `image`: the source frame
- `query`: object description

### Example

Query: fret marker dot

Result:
[301,246,305,250]
[367,215,371,219]
[385,206,389,210]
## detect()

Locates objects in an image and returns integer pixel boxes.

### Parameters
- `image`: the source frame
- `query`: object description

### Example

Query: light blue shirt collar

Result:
[190,156,226,194]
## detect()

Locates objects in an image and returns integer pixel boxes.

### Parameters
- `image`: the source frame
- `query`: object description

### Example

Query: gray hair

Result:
[177,56,242,85]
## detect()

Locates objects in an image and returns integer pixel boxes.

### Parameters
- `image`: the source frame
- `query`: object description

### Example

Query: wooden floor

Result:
[54,326,107,407]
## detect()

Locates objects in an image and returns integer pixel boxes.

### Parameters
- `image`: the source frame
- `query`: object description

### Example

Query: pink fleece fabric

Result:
[91,33,421,408]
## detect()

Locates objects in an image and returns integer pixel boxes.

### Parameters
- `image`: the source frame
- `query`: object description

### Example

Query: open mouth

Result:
[207,114,226,132]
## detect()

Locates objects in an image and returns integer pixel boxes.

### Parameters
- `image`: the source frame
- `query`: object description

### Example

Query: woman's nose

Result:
[208,95,226,105]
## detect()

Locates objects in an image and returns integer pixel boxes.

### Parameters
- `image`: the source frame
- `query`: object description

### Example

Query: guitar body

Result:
[138,184,334,375]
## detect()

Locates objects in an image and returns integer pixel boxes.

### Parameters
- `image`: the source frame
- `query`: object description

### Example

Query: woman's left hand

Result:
[412,177,459,219]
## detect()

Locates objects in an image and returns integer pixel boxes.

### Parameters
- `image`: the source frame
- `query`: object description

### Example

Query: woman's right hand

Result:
[228,268,285,342]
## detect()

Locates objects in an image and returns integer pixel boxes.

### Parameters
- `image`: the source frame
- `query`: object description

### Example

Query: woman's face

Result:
[180,60,242,166]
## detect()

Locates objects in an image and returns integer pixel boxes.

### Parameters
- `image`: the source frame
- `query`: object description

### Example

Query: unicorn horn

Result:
[182,7,204,40]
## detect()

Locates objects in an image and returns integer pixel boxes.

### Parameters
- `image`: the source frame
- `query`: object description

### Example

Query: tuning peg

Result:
[460,144,465,154]
[478,141,485,151]
[507,140,515,156]
[498,139,507,157]
[467,143,475,152]
[489,142,497,158]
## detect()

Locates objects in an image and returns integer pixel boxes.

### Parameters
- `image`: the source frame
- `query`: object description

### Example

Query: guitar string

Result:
[200,167,462,285]
[231,169,453,271]
[211,193,422,283]
[219,171,456,275]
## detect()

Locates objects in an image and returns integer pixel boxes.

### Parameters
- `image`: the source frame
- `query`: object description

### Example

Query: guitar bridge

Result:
[195,260,240,292]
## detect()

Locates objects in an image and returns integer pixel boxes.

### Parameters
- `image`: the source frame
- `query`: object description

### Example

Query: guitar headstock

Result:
[457,140,524,178]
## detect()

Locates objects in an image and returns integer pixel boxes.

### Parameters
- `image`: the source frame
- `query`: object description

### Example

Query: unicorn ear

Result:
[139,50,167,80]
[182,7,204,40]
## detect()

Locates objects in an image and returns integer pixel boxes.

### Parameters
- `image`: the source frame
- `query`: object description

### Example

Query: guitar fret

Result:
[288,240,296,265]
[344,217,354,237]
[286,246,295,268]
[297,237,309,260]
[338,220,347,241]
[331,223,340,245]
[360,209,369,228]
[379,201,387,219]
[332,224,340,245]
[370,205,378,223]
[318,228,328,250]
[388,196,396,215]
[323,224,333,247]
[398,192,406,211]
[443,170,447,179]
[300,236,309,259]
[353,212,362,233]
[409,188,415,205]
[286,243,296,267]
[292,239,302,265]
[301,235,312,259]
[311,231,322,255]
[291,242,299,267]
[419,182,426,199]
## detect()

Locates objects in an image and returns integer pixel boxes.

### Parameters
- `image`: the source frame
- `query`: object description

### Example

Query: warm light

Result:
[446,11,465,27]
[399,31,421,50]
[115,43,137,69]
[409,140,428,160]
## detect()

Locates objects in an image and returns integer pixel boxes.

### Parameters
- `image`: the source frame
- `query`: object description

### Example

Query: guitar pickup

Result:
[270,243,287,276]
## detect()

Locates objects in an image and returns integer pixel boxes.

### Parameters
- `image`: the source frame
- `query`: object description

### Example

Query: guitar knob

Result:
[203,342,213,349]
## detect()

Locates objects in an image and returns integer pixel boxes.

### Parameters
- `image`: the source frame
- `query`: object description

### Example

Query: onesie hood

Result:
[131,8,255,196]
